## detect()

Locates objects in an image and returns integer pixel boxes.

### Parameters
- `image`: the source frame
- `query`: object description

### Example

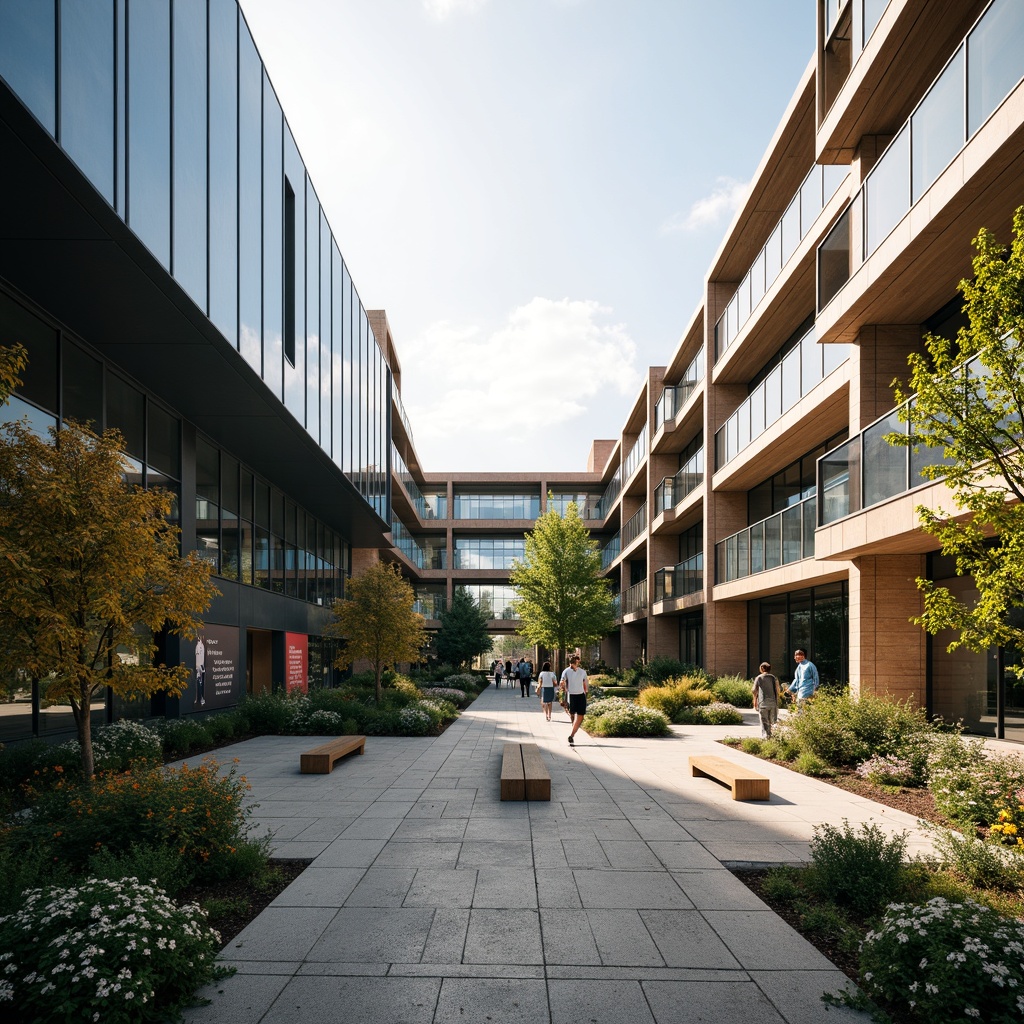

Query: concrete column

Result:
[849,554,926,703]
[852,325,924,433]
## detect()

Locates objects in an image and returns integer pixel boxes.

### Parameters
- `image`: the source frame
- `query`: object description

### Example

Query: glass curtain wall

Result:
[0,0,391,525]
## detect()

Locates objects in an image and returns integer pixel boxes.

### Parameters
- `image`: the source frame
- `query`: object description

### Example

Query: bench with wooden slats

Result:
[689,754,769,801]
[300,735,366,774]
[500,741,550,801]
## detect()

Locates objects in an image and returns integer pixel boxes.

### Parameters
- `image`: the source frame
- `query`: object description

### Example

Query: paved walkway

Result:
[181,684,940,1023]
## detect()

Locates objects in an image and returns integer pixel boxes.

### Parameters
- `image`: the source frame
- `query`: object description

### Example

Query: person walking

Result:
[537,661,557,721]
[505,659,513,685]
[560,654,589,746]
[752,661,780,739]
[784,648,819,707]
[518,658,532,697]
[494,661,503,688]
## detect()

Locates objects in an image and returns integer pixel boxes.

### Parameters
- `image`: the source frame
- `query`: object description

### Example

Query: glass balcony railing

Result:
[819,0,1024,310]
[654,347,705,432]
[622,425,648,484]
[622,502,647,550]
[715,163,848,362]
[595,468,622,520]
[817,379,964,526]
[716,494,817,584]
[392,444,447,519]
[391,516,425,569]
[654,449,704,516]
[611,593,621,619]
[653,554,704,602]
[601,533,621,571]
[393,388,416,451]
[715,326,851,469]
[622,579,648,617]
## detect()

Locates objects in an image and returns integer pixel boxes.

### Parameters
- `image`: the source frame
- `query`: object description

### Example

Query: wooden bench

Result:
[689,754,769,801]
[300,735,366,774]
[500,742,551,801]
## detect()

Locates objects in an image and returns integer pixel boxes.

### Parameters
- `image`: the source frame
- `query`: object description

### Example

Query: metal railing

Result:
[600,533,620,571]
[595,468,622,520]
[622,502,647,550]
[622,424,648,483]
[622,579,648,617]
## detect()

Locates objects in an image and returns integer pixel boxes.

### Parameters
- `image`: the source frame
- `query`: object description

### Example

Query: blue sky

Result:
[240,0,813,472]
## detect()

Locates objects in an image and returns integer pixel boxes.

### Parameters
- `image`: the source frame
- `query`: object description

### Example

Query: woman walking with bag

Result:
[537,661,557,721]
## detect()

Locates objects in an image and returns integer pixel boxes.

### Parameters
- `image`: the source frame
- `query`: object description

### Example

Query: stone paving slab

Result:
[178,684,939,1023]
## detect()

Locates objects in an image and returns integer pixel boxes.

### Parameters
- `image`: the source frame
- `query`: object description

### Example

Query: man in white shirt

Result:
[560,654,588,747]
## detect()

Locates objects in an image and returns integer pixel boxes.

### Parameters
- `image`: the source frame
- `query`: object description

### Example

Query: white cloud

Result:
[422,0,488,19]
[400,298,640,466]
[661,177,748,233]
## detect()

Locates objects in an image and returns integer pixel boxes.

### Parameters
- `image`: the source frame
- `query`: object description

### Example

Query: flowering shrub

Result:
[584,703,670,738]
[856,753,919,787]
[55,721,163,775]
[155,718,213,759]
[581,697,636,720]
[989,790,1024,850]
[303,709,345,734]
[0,876,231,1024]
[396,706,432,736]
[689,702,744,726]
[929,735,1024,827]
[16,759,253,877]
[421,687,470,707]
[851,897,1024,1023]
[416,698,459,722]
[443,673,482,692]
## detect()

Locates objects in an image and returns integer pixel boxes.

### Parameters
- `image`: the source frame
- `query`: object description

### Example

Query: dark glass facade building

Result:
[0,0,391,742]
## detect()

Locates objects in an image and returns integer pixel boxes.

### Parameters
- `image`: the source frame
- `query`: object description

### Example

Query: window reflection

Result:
[60,0,114,203]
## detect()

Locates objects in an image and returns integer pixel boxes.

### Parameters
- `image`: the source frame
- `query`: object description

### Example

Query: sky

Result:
[239,0,814,472]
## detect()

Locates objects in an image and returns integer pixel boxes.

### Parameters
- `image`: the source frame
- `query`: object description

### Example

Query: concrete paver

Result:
[177,686,938,1022]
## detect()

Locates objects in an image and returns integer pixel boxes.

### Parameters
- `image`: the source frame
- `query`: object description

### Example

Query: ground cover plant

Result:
[737,815,1024,1024]
[582,697,670,737]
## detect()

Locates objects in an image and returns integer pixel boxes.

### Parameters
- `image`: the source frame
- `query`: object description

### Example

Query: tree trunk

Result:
[74,688,95,780]
[374,664,383,703]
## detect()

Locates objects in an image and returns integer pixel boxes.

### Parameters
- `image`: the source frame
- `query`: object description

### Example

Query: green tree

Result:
[510,498,614,670]
[890,206,1024,666]
[326,560,427,701]
[433,586,492,669]
[0,420,218,778]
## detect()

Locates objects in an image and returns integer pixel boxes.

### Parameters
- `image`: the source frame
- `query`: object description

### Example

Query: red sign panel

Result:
[285,633,308,693]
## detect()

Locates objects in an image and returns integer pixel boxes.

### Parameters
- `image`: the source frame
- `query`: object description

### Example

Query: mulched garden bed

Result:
[181,858,311,944]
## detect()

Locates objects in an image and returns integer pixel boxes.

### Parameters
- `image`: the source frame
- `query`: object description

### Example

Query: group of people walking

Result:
[490,654,590,746]
[751,648,819,739]
[487,648,819,747]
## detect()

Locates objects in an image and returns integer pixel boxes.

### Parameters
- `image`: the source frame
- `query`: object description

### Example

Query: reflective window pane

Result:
[283,130,305,420]
[0,0,56,135]
[106,370,144,460]
[209,0,237,346]
[306,180,320,440]
[262,74,283,399]
[172,0,207,310]
[147,402,179,479]
[863,410,907,506]
[912,46,964,202]
[967,0,1024,136]
[238,19,262,373]
[864,125,909,255]
[60,0,114,203]
[63,342,103,428]
[127,0,170,267]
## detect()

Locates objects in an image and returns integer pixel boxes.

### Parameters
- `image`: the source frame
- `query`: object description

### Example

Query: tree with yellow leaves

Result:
[326,560,427,702]
[0,419,218,778]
